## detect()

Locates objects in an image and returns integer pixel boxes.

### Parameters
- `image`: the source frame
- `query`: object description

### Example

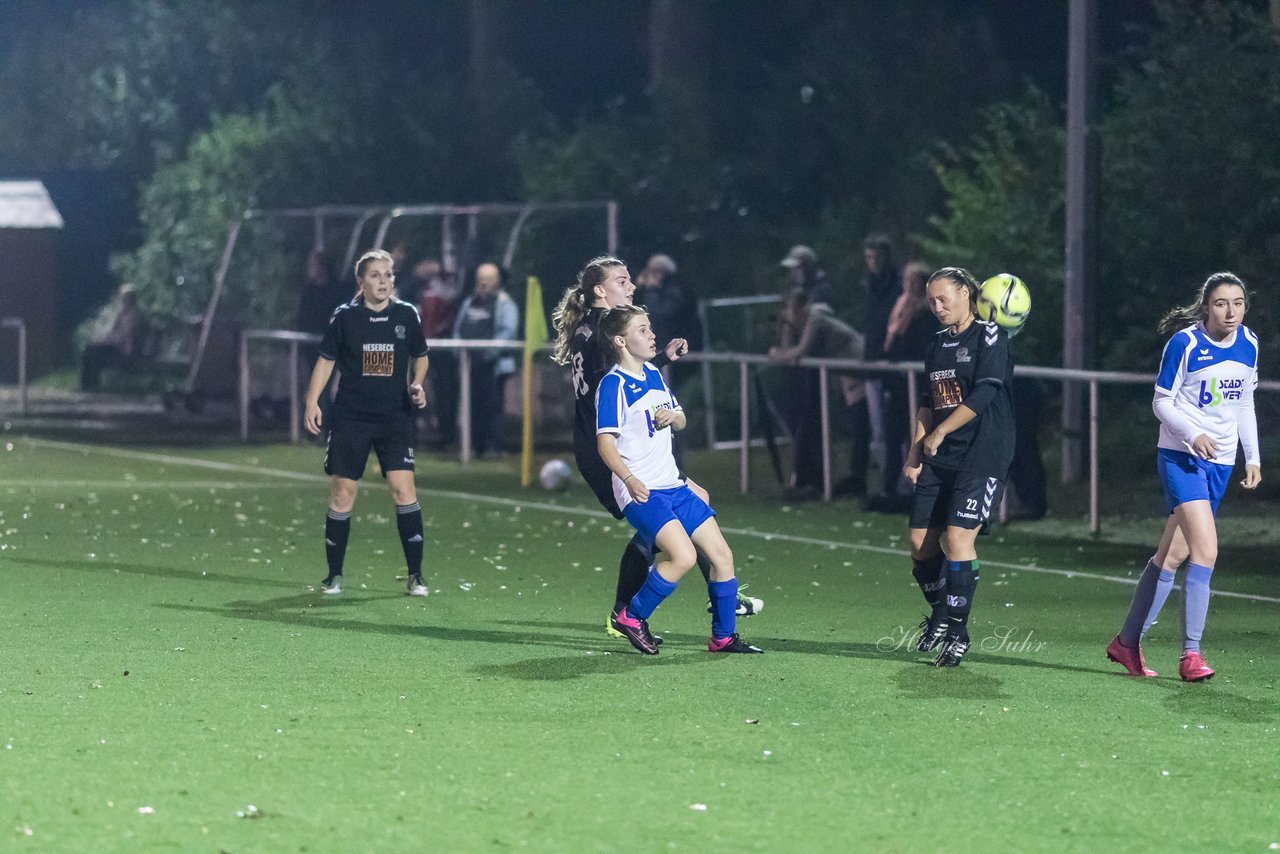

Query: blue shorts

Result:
[1157,448,1230,515]
[622,484,716,545]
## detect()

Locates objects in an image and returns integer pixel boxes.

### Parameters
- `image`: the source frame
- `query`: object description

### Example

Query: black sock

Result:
[325,509,351,579]
[396,502,423,579]
[945,559,980,640]
[695,551,713,584]
[911,553,947,615]
[614,537,653,613]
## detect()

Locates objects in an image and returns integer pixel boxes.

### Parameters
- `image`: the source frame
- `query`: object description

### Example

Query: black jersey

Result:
[319,296,429,416]
[921,319,1015,475]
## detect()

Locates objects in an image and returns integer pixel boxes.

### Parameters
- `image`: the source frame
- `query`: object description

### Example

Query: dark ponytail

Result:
[550,255,626,365]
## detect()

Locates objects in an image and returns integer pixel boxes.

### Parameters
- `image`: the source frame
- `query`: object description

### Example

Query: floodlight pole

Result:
[1063,0,1098,483]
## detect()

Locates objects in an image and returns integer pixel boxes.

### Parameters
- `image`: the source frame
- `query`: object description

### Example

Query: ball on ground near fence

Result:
[977,273,1031,335]
[539,458,573,491]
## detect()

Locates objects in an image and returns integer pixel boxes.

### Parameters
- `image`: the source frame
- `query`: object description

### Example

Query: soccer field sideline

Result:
[19,436,1280,607]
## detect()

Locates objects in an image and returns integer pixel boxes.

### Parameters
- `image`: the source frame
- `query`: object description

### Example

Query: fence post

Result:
[739,358,749,495]
[239,331,249,441]
[458,348,472,464]
[820,364,832,501]
[289,339,300,445]
[1089,378,1099,535]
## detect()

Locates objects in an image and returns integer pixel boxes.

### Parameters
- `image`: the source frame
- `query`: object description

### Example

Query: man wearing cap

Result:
[776,245,835,498]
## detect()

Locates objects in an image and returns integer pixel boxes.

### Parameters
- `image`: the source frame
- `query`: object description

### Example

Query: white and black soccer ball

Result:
[539,458,573,491]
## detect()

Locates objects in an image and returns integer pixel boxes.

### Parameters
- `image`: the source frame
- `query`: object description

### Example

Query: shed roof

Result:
[0,181,64,229]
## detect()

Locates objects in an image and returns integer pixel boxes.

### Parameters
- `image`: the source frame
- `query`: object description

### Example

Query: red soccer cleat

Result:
[1106,635,1158,677]
[1179,651,1215,682]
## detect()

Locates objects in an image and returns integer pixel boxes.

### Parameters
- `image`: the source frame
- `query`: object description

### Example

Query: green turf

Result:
[2,436,1278,852]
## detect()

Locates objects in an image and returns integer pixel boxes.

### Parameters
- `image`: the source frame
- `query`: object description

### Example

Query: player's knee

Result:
[391,484,417,505]
[329,481,358,512]
[1190,545,1217,567]
[669,542,698,574]
[705,545,734,579]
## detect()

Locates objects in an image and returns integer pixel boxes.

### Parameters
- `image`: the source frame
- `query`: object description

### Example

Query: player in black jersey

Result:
[550,255,763,641]
[303,249,431,596]
[902,267,1015,666]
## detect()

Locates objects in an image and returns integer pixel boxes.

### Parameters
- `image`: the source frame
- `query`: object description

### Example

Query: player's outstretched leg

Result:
[397,501,428,596]
[1106,556,1164,677]
[692,518,762,654]
[321,508,350,594]
[933,558,978,667]
[911,552,948,652]
[1178,562,1215,682]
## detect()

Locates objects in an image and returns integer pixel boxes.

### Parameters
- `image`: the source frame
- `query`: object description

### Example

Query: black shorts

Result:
[325,411,415,481]
[909,463,1004,531]
[575,443,624,519]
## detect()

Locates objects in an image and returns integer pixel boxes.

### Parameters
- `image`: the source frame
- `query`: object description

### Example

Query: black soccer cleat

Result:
[708,633,764,654]
[915,614,949,652]
[931,636,971,667]
[607,612,663,645]
[610,608,660,655]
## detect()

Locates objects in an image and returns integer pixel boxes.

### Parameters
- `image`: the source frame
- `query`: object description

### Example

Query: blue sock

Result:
[708,578,739,639]
[628,568,678,621]
[1119,559,1161,647]
[1141,568,1177,637]
[1182,562,1213,652]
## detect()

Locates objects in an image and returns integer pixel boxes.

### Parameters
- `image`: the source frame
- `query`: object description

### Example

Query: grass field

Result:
[3,434,1278,852]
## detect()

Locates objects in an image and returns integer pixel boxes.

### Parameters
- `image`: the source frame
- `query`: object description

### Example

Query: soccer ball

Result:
[539,458,573,491]
[976,273,1031,335]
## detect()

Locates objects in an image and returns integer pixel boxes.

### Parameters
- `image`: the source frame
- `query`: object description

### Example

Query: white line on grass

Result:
[0,480,307,490]
[21,437,1280,605]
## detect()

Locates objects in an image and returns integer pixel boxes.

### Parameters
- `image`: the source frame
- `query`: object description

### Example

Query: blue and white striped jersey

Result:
[1154,323,1260,467]
[595,362,683,510]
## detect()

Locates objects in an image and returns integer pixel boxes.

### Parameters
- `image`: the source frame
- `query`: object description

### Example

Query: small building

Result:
[0,180,64,381]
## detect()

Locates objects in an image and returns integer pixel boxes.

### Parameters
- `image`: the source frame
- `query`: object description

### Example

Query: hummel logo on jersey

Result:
[942,341,959,348]
[628,383,642,393]
[369,316,389,322]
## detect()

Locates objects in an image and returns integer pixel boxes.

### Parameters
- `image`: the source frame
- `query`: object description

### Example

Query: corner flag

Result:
[520,276,549,486]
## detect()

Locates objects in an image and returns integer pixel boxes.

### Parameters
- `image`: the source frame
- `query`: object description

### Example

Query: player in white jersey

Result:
[1107,273,1261,682]
[595,305,762,655]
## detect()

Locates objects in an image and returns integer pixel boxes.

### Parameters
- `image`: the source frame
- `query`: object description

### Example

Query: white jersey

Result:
[1154,323,1260,467]
[595,362,683,510]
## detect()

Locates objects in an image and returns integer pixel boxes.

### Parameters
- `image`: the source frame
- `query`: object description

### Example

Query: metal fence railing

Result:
[240,329,1278,534]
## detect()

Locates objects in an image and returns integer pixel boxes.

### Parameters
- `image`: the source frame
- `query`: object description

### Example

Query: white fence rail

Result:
[240,329,1278,534]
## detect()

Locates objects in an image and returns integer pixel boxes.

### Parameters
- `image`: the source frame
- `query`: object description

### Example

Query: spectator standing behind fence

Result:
[453,262,519,457]
[415,259,462,448]
[81,283,143,391]
[868,260,937,512]
[769,287,870,498]
[637,253,696,466]
[860,234,907,505]
[776,245,835,499]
